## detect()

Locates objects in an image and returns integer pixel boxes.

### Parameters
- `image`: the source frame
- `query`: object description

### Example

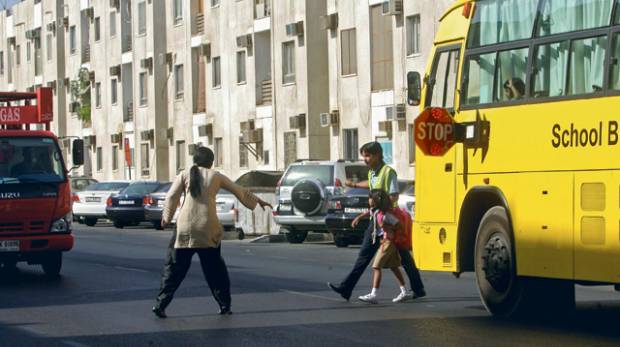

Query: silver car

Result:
[73,181,131,226]
[274,160,369,244]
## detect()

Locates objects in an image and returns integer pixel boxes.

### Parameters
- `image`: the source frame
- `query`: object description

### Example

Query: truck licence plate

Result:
[345,208,368,214]
[0,240,20,252]
[119,200,134,205]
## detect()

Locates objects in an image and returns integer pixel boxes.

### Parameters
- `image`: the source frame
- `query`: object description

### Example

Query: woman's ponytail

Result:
[189,165,202,198]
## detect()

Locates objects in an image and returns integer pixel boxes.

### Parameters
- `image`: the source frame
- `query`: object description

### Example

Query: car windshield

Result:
[154,183,172,193]
[345,165,369,183]
[72,178,97,191]
[0,137,66,184]
[119,182,161,195]
[86,182,130,191]
[282,165,334,186]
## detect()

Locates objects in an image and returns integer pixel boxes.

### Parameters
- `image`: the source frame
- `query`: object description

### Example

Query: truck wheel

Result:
[334,236,349,248]
[113,221,124,229]
[285,231,307,244]
[475,206,523,317]
[41,252,62,277]
[85,218,98,227]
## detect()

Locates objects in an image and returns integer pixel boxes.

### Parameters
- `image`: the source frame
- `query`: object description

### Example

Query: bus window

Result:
[536,0,614,37]
[468,0,538,48]
[532,40,570,98]
[428,49,460,109]
[463,52,496,105]
[611,34,620,90]
[496,48,529,102]
[568,36,606,95]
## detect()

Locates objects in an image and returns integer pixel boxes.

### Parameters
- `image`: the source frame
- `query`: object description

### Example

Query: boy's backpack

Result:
[378,207,412,251]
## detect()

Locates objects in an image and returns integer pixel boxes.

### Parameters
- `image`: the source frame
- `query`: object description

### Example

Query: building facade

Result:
[0,0,453,182]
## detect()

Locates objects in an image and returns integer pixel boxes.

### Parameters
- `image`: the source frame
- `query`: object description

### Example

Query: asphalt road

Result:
[1,224,620,347]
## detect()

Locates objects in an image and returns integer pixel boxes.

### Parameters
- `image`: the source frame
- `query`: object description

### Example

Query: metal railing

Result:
[124,102,134,122]
[81,44,90,63]
[192,12,205,36]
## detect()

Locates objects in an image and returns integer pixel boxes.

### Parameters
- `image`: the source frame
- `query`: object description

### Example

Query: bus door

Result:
[417,43,461,223]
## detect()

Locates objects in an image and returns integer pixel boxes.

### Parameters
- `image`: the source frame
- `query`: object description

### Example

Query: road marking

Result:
[280,289,347,303]
[113,266,149,273]
[63,341,92,347]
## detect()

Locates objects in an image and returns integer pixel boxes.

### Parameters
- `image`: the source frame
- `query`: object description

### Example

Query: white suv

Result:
[274,160,368,243]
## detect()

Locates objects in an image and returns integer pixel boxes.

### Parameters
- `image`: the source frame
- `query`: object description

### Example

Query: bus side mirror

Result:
[407,71,422,106]
[72,139,84,167]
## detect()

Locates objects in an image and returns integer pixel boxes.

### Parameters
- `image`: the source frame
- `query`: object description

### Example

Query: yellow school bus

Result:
[409,0,620,316]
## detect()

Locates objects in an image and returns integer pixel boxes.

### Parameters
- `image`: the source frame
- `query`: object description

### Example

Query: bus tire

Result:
[41,252,62,277]
[475,206,523,317]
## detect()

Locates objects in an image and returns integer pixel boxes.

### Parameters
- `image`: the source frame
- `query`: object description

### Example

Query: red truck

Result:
[0,88,84,276]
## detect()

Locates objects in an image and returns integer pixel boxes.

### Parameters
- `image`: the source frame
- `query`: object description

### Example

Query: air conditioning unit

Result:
[241,129,263,144]
[236,34,252,48]
[7,37,16,46]
[110,0,120,9]
[385,106,395,121]
[89,71,96,82]
[197,124,212,137]
[84,135,96,147]
[111,133,122,143]
[63,17,69,28]
[285,21,304,36]
[159,52,173,66]
[109,65,121,77]
[69,101,80,113]
[25,30,34,40]
[379,120,392,133]
[167,127,174,140]
[289,114,306,129]
[395,103,406,120]
[140,129,154,141]
[46,21,56,34]
[200,42,211,60]
[240,120,255,132]
[140,57,153,70]
[188,144,198,155]
[83,7,94,19]
[320,13,338,31]
[46,80,56,90]
[320,111,339,127]
[382,0,403,16]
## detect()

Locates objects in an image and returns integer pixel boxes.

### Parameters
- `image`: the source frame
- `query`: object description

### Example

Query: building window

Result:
[284,132,297,167]
[214,137,223,167]
[139,72,148,105]
[370,5,394,91]
[343,129,358,161]
[341,28,357,75]
[110,11,117,37]
[175,64,184,98]
[26,42,31,62]
[236,51,246,84]
[94,17,101,41]
[138,1,147,35]
[95,82,101,108]
[46,33,53,61]
[70,26,76,54]
[282,41,295,84]
[96,147,103,172]
[212,56,221,88]
[141,143,150,175]
[239,144,248,168]
[173,0,183,24]
[211,0,220,7]
[16,45,20,65]
[112,145,119,171]
[406,15,420,56]
[111,78,118,105]
[176,141,186,172]
[34,37,42,76]
[408,124,416,164]
[0,51,3,75]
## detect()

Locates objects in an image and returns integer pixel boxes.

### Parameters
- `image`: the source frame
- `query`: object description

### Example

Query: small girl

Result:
[356,189,408,304]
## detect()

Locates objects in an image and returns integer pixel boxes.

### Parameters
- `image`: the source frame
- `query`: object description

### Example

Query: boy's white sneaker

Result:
[358,293,378,304]
[392,291,409,303]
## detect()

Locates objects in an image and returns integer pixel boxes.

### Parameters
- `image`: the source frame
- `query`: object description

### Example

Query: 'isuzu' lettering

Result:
[551,121,618,148]
[0,107,21,122]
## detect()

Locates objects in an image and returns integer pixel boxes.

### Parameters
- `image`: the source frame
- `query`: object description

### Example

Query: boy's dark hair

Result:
[360,142,383,161]
[369,189,391,212]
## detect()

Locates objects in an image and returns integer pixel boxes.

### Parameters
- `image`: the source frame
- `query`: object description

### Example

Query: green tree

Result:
[69,68,92,123]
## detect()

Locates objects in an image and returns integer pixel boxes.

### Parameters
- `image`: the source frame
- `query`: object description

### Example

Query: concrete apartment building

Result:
[0,0,453,182]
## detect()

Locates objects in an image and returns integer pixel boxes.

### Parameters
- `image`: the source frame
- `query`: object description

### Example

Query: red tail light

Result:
[143,195,153,206]
[106,197,113,206]
[72,193,80,203]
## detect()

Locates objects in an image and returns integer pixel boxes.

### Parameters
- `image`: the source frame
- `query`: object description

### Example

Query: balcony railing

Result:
[192,12,205,36]
[255,0,271,19]
[256,79,272,105]
[81,44,90,63]
[122,35,132,53]
[124,102,134,122]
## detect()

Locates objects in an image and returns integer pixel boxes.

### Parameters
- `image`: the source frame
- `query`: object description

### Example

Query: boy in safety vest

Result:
[328,141,426,302]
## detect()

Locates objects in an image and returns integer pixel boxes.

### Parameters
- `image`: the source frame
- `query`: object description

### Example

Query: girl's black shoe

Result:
[152,306,167,318]
[218,307,232,315]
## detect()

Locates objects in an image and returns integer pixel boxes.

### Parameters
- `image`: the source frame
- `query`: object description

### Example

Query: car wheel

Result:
[285,231,308,244]
[113,221,124,229]
[85,218,97,227]
[153,221,164,230]
[41,252,62,277]
[334,237,349,248]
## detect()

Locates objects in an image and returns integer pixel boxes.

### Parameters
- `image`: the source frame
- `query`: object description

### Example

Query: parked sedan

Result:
[325,188,370,248]
[73,181,130,226]
[106,181,167,229]
[143,182,172,230]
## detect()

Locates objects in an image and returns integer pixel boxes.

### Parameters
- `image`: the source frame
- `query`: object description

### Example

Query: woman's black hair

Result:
[369,189,391,212]
[360,141,384,161]
[189,146,215,198]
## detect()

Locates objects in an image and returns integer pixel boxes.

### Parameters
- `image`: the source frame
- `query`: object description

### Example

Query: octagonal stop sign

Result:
[414,107,456,156]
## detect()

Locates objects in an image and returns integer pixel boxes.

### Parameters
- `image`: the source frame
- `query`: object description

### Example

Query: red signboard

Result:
[124,138,132,167]
[0,87,53,125]
[414,107,456,156]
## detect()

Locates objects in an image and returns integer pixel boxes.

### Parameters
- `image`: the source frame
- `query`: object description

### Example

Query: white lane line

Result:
[113,266,149,273]
[63,340,92,347]
[280,289,346,303]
